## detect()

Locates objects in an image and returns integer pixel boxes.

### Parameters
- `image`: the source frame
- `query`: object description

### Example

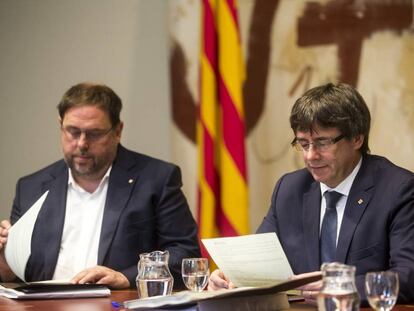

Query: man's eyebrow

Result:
[296,136,330,141]
[313,137,331,141]
[63,125,104,131]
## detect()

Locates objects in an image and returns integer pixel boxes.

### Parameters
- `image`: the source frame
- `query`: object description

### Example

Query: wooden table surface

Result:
[0,289,413,311]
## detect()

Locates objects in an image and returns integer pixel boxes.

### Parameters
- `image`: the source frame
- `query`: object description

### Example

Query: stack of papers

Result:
[123,275,319,309]
[0,282,110,300]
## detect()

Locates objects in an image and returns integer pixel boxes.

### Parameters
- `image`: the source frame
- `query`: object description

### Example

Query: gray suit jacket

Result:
[11,145,201,288]
[257,154,414,303]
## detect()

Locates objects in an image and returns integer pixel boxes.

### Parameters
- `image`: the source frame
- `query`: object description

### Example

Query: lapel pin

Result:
[357,199,363,205]
[128,179,134,184]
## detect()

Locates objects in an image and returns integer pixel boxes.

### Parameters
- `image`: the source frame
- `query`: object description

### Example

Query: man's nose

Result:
[304,145,320,161]
[77,133,89,150]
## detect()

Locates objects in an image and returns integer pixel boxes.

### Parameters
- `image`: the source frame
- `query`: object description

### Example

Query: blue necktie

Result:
[320,191,342,264]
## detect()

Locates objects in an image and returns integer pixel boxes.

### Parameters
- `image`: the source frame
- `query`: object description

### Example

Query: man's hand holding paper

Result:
[203,233,294,289]
[0,219,15,281]
[289,271,322,302]
[208,269,236,291]
[0,219,10,249]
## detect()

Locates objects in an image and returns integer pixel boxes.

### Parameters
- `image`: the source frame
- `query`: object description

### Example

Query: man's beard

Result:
[65,154,106,178]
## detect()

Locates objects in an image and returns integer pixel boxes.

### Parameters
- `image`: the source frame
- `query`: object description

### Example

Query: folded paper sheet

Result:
[5,191,49,281]
[202,233,294,287]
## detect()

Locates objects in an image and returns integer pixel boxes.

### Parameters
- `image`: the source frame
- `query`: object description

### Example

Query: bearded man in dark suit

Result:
[0,82,200,289]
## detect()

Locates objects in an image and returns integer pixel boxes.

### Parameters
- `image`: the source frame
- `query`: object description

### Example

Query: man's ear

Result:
[115,121,124,139]
[353,135,364,150]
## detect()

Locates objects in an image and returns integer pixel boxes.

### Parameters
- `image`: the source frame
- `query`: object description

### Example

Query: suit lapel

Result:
[303,181,322,271]
[336,157,374,262]
[25,166,68,281]
[97,146,141,264]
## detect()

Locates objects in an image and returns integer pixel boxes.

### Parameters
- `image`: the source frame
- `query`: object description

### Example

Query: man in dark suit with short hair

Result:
[0,82,200,289]
[209,83,414,304]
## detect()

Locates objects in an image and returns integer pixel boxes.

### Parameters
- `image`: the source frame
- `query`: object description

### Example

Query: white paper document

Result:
[0,282,110,299]
[5,191,49,281]
[202,232,294,287]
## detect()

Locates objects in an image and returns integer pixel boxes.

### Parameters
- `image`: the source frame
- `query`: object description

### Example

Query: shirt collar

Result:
[320,157,362,197]
[68,165,112,193]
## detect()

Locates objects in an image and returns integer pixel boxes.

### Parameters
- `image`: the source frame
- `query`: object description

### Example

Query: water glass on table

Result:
[181,258,209,292]
[365,271,399,311]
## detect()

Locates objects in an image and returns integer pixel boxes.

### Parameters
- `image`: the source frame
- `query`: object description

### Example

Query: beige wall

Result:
[0,0,171,220]
[169,0,414,232]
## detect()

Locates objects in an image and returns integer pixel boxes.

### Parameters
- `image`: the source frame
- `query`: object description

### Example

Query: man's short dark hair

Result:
[57,82,122,127]
[290,83,371,154]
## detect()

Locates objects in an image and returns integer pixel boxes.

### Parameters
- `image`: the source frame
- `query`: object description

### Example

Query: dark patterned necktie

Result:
[320,191,342,264]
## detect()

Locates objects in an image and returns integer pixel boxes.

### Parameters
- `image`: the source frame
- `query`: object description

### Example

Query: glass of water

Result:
[181,258,209,292]
[365,271,399,311]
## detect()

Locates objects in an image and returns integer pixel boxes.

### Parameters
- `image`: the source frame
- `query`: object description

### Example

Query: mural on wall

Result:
[169,0,414,231]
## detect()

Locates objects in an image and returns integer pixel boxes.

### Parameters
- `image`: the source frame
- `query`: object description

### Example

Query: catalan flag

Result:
[197,0,249,245]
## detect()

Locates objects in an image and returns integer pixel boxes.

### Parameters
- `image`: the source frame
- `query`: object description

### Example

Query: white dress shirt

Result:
[319,157,362,245]
[52,167,111,280]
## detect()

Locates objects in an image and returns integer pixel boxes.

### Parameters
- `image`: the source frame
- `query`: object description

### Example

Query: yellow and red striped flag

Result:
[197,0,249,248]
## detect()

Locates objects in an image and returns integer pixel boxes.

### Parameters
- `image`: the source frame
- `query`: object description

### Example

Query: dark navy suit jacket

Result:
[10,145,201,288]
[257,154,414,303]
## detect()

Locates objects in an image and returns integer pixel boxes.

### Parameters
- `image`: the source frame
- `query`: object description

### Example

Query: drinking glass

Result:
[365,271,399,311]
[181,258,209,292]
